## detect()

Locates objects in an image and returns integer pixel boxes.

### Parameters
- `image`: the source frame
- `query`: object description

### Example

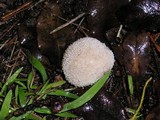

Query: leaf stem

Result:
[131,77,152,120]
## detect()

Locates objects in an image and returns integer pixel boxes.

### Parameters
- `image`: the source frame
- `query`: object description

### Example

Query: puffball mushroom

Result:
[62,37,115,87]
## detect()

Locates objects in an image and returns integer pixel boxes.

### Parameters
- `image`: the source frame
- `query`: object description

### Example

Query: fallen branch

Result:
[50,13,86,34]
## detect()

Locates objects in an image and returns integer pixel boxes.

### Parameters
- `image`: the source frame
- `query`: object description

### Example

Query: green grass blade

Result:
[0,90,12,119]
[48,90,79,99]
[25,112,43,120]
[60,71,110,113]
[128,75,134,95]
[15,85,19,105]
[38,81,49,95]
[29,54,48,83]
[0,67,23,94]
[38,80,66,95]
[55,112,77,118]
[42,117,47,120]
[9,111,31,120]
[27,71,34,90]
[19,87,26,107]
[34,107,52,114]
[45,80,66,90]
[15,81,27,89]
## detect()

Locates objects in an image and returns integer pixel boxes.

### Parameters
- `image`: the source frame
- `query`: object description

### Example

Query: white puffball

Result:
[62,37,115,87]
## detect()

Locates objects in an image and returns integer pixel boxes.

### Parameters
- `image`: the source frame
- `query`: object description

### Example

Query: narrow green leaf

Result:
[48,90,79,99]
[9,111,31,120]
[45,80,66,91]
[29,54,48,83]
[15,78,27,82]
[126,108,143,119]
[0,67,23,94]
[37,81,49,95]
[0,90,12,119]
[38,80,66,95]
[15,85,19,105]
[27,97,34,105]
[27,71,34,90]
[25,112,43,120]
[125,108,136,115]
[60,72,110,113]
[55,112,77,118]
[0,82,2,88]
[9,117,17,120]
[15,81,27,89]
[128,75,134,95]
[34,107,52,114]
[19,87,26,107]
[42,117,47,120]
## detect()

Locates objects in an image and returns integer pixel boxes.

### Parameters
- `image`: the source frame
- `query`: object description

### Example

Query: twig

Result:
[3,55,24,64]
[0,3,6,8]
[0,39,10,50]
[32,0,46,8]
[0,35,18,51]
[74,17,85,33]
[116,25,123,38]
[7,49,22,80]
[0,21,18,40]
[50,13,86,34]
[1,1,32,22]
[53,14,89,31]
[9,44,16,60]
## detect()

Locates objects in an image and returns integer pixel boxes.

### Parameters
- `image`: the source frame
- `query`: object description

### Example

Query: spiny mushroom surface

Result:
[62,37,115,87]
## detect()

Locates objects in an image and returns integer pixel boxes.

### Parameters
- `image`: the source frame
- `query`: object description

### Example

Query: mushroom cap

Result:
[62,37,115,87]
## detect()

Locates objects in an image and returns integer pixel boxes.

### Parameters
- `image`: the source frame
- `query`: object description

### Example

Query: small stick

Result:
[32,0,46,8]
[74,17,85,33]
[1,1,32,22]
[53,14,89,31]
[54,14,89,36]
[0,39,9,50]
[0,21,18,40]
[50,13,86,34]
[7,49,22,79]
[116,24,123,38]
[9,43,16,60]
[0,3,6,8]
